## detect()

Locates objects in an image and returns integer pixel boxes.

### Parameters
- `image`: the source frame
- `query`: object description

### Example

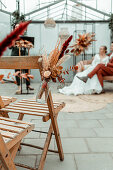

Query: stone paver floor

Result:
[1,82,113,170]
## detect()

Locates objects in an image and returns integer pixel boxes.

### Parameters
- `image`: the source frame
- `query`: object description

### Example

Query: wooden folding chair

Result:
[0,86,65,170]
[0,55,65,169]
[0,116,34,170]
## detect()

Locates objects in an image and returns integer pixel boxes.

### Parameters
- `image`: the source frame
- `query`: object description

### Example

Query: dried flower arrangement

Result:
[15,39,33,48]
[15,39,33,56]
[36,35,79,100]
[0,71,34,84]
[70,33,95,56]
[38,35,76,84]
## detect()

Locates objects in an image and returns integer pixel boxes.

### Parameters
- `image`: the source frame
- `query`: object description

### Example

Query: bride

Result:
[59,46,109,95]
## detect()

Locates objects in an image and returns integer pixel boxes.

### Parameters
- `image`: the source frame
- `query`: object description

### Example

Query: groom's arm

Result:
[107,63,113,67]
[107,57,113,67]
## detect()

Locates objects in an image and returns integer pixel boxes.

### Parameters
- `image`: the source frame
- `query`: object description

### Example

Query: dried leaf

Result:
[0,74,4,80]
[56,55,71,67]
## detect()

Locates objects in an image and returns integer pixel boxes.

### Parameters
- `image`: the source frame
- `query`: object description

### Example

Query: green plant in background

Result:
[11,10,25,28]
[109,14,113,42]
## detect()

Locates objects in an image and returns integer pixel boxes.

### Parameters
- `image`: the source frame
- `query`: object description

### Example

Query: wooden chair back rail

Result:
[0,56,40,69]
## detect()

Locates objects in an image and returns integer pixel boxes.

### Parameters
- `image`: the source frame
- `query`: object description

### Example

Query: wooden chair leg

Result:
[47,91,64,161]
[0,134,16,170]
[18,113,24,120]
[38,124,53,170]
[2,112,9,118]
[10,141,21,160]
[17,114,24,151]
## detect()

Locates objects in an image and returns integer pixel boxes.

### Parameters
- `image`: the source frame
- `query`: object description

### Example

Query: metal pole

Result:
[66,0,67,20]
[39,0,40,8]
[96,0,97,9]
[16,0,20,14]
[111,0,112,13]
[10,14,12,31]
[23,0,25,14]
[85,7,86,20]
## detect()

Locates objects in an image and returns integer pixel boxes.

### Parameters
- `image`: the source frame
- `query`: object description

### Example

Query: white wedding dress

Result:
[59,54,109,95]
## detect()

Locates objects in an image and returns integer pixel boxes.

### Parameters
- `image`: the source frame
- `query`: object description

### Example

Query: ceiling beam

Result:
[31,20,109,24]
[70,0,110,17]
[0,8,11,15]
[25,0,64,16]
[0,0,6,8]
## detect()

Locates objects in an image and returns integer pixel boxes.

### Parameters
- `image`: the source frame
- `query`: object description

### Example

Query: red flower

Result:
[58,35,73,59]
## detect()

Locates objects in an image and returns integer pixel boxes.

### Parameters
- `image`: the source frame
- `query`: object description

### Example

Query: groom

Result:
[78,42,113,88]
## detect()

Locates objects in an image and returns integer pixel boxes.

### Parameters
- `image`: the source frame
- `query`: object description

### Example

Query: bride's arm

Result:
[91,55,98,66]
[76,57,94,72]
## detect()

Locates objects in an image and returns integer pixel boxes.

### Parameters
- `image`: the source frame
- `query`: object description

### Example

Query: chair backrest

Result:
[0,133,16,170]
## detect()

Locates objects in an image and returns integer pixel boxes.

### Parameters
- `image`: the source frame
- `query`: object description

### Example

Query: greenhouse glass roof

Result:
[0,0,112,21]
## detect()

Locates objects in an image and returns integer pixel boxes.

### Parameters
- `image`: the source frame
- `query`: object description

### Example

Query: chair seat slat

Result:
[6,105,49,114]
[1,108,49,117]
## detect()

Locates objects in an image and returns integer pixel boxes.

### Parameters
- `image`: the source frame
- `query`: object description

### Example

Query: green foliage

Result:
[109,14,113,30]
[11,10,25,28]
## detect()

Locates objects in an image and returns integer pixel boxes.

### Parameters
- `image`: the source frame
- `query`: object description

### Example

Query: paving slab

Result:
[77,120,102,128]
[36,154,77,170]
[86,138,113,152]
[75,153,113,170]
[55,138,89,153]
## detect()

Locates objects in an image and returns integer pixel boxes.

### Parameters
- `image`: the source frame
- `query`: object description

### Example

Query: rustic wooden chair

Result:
[0,55,65,170]
[0,116,34,170]
[0,85,65,170]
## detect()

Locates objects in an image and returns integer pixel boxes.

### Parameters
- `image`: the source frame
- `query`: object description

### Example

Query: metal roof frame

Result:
[0,0,111,21]
[0,8,11,15]
[70,0,110,17]
[67,3,104,20]
[31,3,65,19]
[24,0,64,16]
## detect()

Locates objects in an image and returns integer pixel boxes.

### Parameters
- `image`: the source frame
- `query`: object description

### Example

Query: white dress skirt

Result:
[59,54,109,95]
